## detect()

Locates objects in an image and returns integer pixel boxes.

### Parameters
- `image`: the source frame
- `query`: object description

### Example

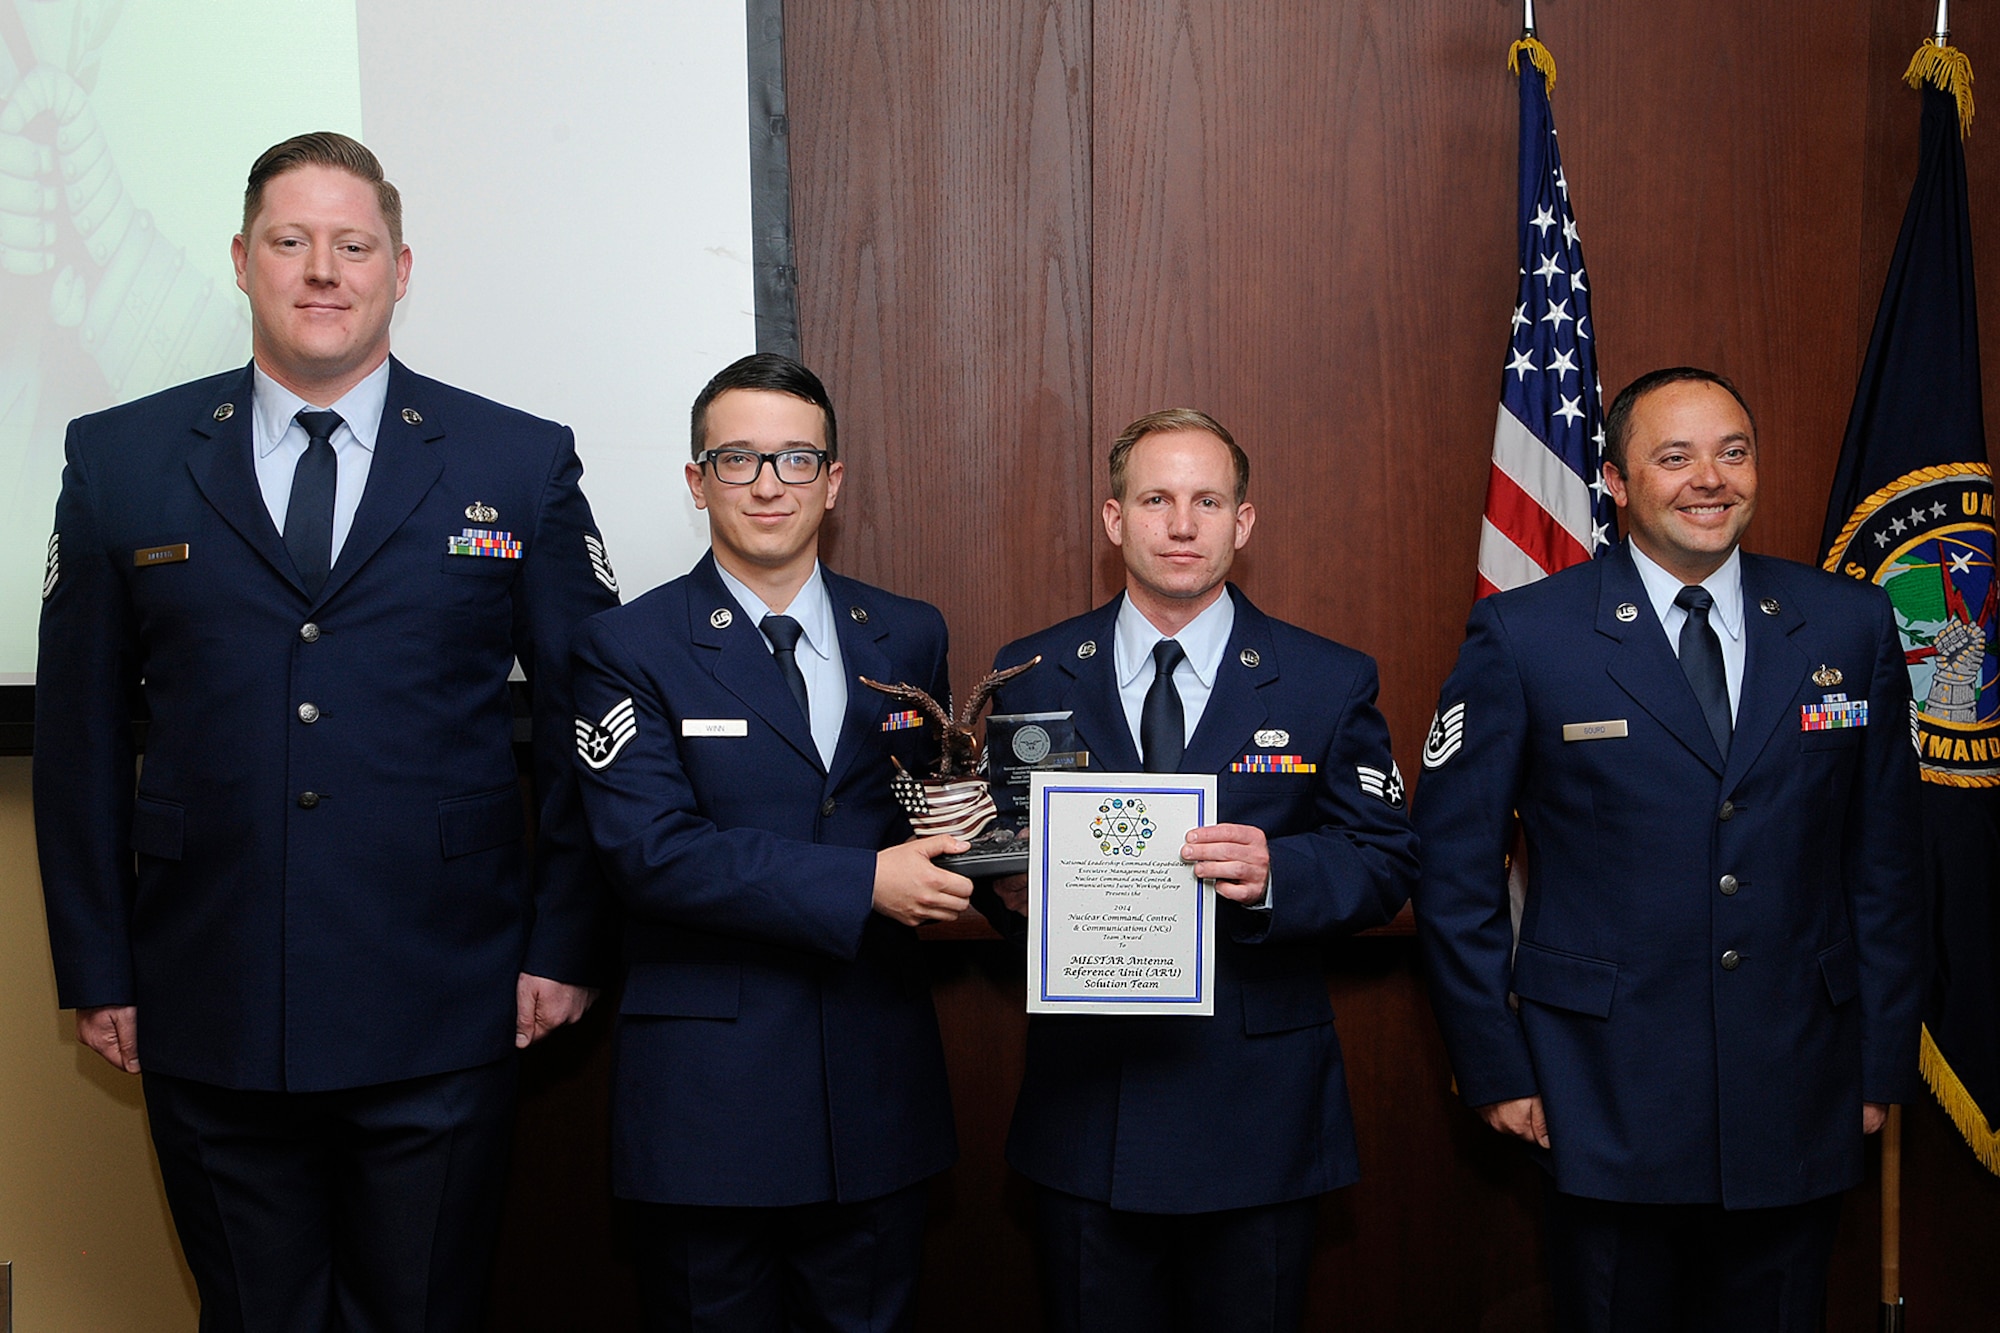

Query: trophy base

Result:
[938,827,1028,878]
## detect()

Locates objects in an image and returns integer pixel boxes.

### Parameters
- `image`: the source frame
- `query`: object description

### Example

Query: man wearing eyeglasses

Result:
[569,352,972,1330]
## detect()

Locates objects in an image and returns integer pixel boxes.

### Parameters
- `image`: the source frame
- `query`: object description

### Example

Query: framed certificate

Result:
[1027,771,1218,1016]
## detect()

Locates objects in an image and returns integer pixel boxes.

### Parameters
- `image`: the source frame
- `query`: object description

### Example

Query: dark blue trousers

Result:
[628,1181,930,1333]
[1544,1185,1845,1333]
[143,1058,518,1333]
[1032,1186,1318,1333]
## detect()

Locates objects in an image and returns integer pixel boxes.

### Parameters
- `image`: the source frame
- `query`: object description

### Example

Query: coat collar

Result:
[184,357,444,607]
[684,554,896,779]
[1049,585,1279,774]
[1596,541,1806,779]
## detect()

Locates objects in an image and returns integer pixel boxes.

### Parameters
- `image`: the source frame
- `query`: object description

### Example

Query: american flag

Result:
[1477,43,1615,597]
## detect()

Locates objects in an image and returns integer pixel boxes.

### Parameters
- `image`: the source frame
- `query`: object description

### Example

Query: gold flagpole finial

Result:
[1509,0,1556,95]
[1905,3,1974,136]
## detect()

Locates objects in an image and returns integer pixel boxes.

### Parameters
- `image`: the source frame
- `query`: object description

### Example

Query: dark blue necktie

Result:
[761,614,811,724]
[1141,638,1186,773]
[285,410,342,597]
[1675,585,1732,760]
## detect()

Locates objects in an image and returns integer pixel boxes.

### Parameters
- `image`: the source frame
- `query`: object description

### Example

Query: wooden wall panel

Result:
[783,0,1096,683]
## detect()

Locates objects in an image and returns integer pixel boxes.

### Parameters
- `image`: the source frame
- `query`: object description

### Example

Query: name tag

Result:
[682,719,748,737]
[134,543,190,567]
[1562,719,1629,742]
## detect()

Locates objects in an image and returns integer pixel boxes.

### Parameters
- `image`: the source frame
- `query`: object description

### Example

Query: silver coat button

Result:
[1717,800,1735,821]
[821,798,837,817]
[298,791,321,809]
[300,622,320,642]
[1720,949,1741,971]
[1719,874,1738,896]
[298,703,320,724]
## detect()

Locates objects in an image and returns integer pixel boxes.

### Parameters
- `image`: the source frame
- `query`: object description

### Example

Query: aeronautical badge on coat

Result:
[576,697,638,770]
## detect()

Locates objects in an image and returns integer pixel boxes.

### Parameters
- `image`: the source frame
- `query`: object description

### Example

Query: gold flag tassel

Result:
[1905,40,1975,135]
[1509,36,1557,95]
[1919,1024,2000,1172]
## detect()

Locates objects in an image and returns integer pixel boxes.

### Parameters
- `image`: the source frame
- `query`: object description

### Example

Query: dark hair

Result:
[1602,367,1756,473]
[1108,408,1250,504]
[689,353,839,461]
[243,133,403,248]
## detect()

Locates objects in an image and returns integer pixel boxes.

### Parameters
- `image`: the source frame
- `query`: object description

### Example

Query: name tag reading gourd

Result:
[1562,719,1629,742]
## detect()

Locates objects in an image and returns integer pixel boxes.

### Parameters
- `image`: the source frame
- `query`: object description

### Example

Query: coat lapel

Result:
[1055,598,1142,773]
[825,574,895,792]
[1598,543,1727,775]
[184,365,303,591]
[1724,555,1809,790]
[1182,586,1273,775]
[319,358,445,605]
[687,555,822,769]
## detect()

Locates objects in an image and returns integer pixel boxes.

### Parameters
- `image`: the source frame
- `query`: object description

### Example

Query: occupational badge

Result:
[1812,664,1843,688]
[465,501,499,523]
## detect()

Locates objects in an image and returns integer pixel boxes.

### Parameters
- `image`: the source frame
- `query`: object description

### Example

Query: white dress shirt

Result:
[716,561,848,768]
[251,358,390,563]
[1629,542,1746,720]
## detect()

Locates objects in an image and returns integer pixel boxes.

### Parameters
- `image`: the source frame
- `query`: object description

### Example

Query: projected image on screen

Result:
[1,0,365,680]
[0,2,759,687]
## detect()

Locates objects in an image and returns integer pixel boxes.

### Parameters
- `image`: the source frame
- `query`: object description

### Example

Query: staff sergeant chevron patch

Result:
[576,697,638,770]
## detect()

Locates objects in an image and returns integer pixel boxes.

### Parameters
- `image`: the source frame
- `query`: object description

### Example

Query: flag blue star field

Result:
[1478,41,1616,597]
[1821,49,2000,1174]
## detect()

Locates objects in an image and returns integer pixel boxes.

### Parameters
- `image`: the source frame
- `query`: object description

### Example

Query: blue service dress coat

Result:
[1414,542,1926,1209]
[569,554,959,1207]
[989,587,1420,1213]
[34,358,620,1092]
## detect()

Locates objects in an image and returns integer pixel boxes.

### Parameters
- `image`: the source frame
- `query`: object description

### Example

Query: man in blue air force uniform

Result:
[34,133,619,1330]
[569,353,974,1332]
[1415,369,1926,1332]
[987,409,1420,1333]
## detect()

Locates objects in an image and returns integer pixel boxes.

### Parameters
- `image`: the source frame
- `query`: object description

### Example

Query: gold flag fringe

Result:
[1905,41,1975,135]
[1920,1024,2000,1174]
[1509,36,1557,95]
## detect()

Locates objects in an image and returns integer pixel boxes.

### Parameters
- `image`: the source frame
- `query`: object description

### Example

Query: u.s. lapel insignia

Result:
[1760,597,1781,616]
[402,407,423,425]
[850,606,869,624]
[1812,664,1843,688]
[465,501,499,523]
[1423,702,1466,768]
[1239,648,1261,668]
[1077,640,1097,659]
[213,402,234,422]
[1614,602,1638,622]
[575,697,638,770]
[710,608,733,629]
[42,533,58,600]
[1254,728,1289,748]
[585,532,618,595]
[1358,761,1406,808]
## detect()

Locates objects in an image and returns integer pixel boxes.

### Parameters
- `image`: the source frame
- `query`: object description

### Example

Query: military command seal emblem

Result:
[1824,462,1997,786]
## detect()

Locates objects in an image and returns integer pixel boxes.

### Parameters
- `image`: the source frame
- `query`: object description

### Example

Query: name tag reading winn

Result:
[682,719,748,737]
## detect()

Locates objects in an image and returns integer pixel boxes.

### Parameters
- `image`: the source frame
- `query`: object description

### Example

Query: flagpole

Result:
[1934,0,1949,46]
[1522,0,1536,38]
[1881,1104,1904,1332]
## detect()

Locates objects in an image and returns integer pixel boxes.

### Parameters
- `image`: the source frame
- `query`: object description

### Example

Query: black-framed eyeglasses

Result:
[699,448,831,486]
